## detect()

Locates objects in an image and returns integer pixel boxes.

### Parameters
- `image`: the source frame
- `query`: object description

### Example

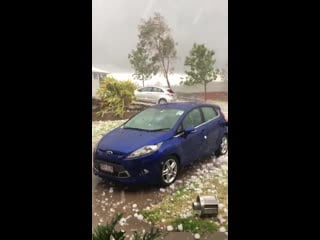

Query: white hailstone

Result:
[110,208,115,212]
[102,192,105,196]
[102,208,105,211]
[176,180,183,184]
[98,222,101,226]
[166,210,171,214]
[169,184,175,190]
[119,218,127,226]
[223,208,228,213]
[218,203,225,208]
[132,204,137,208]
[166,225,174,231]
[177,224,183,231]
[219,226,226,232]
[93,212,97,216]
[159,188,166,192]
[194,233,201,239]
[137,214,144,221]
[133,213,138,218]
[145,206,151,211]
[109,187,114,193]
[161,219,166,223]
[99,218,103,222]
[105,198,108,201]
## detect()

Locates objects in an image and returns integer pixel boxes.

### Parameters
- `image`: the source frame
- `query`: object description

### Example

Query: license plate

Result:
[100,163,113,173]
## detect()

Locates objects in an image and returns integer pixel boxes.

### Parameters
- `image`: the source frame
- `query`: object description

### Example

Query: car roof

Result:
[151,102,220,111]
[138,86,170,90]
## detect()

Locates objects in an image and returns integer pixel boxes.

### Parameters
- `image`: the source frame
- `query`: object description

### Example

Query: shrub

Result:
[92,213,162,240]
[97,76,137,118]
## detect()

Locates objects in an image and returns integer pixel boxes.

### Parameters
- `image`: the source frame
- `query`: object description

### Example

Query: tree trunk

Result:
[204,82,207,102]
[165,72,171,89]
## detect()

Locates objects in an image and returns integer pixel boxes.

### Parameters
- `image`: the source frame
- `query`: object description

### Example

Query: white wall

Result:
[92,74,99,97]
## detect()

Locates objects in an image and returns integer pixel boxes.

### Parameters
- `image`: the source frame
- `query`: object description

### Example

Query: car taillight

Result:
[220,110,226,119]
[166,93,174,96]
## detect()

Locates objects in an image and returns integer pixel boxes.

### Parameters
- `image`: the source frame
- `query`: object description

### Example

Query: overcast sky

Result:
[92,0,228,73]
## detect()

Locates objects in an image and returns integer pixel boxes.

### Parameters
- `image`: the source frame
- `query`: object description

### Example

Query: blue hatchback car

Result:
[93,102,228,186]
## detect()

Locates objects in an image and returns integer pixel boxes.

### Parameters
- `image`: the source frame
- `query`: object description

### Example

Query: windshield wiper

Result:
[149,128,171,132]
[123,126,146,131]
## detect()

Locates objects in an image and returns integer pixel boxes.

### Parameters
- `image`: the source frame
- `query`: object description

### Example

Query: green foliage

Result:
[92,213,125,240]
[96,76,137,118]
[128,46,156,87]
[184,43,218,101]
[92,213,162,240]
[171,216,218,234]
[133,227,162,240]
[130,12,177,88]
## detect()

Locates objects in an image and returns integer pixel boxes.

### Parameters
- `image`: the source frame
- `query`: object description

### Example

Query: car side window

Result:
[201,107,218,122]
[145,87,153,92]
[183,108,203,128]
[138,87,147,92]
[153,87,163,92]
[176,124,183,134]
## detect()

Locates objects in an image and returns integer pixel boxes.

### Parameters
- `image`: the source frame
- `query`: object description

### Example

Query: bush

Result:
[92,213,162,240]
[97,76,137,118]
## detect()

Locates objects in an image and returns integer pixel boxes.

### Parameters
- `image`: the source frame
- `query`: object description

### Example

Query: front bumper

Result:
[93,152,163,184]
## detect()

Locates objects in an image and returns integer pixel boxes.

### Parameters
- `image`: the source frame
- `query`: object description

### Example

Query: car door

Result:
[179,107,206,164]
[135,87,146,101]
[200,106,221,155]
[152,87,163,103]
[143,87,153,102]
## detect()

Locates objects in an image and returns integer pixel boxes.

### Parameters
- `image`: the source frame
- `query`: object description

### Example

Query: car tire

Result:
[160,156,179,186]
[215,135,228,157]
[158,98,167,104]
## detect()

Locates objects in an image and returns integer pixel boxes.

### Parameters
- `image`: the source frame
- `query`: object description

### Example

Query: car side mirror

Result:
[184,126,195,134]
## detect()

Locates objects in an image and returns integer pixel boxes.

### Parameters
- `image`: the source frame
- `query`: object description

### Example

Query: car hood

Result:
[98,127,172,154]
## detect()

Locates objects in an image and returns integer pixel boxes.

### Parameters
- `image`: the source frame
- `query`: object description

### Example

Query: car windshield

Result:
[123,108,184,131]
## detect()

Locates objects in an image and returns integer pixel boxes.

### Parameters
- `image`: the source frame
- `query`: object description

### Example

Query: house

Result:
[92,66,109,97]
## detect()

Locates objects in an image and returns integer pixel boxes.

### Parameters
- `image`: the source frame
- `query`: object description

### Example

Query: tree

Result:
[184,43,218,101]
[129,12,177,88]
[128,45,155,87]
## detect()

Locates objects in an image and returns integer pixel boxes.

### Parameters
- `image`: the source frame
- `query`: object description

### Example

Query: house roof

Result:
[92,66,109,74]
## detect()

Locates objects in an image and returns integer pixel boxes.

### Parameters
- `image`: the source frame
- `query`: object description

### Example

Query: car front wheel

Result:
[160,156,179,186]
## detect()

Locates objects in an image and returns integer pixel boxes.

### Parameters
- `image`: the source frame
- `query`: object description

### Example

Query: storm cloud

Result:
[92,0,228,73]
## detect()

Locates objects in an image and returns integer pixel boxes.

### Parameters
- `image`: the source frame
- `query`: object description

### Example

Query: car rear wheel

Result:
[158,98,167,104]
[160,156,179,186]
[215,135,228,157]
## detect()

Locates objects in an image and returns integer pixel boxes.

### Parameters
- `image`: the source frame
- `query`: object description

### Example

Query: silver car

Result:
[134,86,177,104]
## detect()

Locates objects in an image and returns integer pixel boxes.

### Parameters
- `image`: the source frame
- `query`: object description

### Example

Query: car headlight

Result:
[127,142,163,159]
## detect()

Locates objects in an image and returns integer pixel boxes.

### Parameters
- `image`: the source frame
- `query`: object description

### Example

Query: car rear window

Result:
[201,107,218,122]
